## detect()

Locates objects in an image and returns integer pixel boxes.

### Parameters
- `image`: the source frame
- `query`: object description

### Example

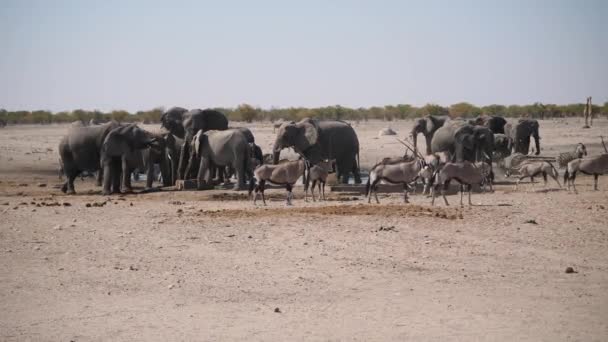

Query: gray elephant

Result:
[141,132,173,188]
[469,116,507,134]
[100,124,158,195]
[273,118,361,184]
[191,129,251,190]
[431,119,494,163]
[506,119,540,155]
[160,107,229,181]
[493,133,512,160]
[59,120,120,194]
[411,115,447,155]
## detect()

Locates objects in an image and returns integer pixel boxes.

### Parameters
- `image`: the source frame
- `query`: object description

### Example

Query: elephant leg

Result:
[111,159,122,194]
[340,158,354,184]
[160,158,172,187]
[352,157,362,184]
[146,161,154,189]
[184,148,196,181]
[425,134,433,156]
[234,160,246,191]
[66,172,78,195]
[177,139,189,180]
[197,157,208,190]
[102,160,113,195]
[96,169,103,187]
[121,158,132,193]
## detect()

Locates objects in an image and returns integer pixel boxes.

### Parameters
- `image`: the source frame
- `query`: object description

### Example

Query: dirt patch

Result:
[194,203,462,220]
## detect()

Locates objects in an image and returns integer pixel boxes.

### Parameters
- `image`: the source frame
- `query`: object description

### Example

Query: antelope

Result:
[366,158,429,204]
[514,161,561,189]
[249,159,307,205]
[431,161,493,206]
[564,154,608,192]
[304,159,334,202]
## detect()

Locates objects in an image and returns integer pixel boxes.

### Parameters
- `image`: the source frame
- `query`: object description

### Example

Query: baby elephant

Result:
[515,161,561,189]
[304,159,335,202]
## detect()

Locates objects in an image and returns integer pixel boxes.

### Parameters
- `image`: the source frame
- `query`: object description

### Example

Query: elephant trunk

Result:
[272,143,281,164]
[411,130,418,152]
[533,131,540,155]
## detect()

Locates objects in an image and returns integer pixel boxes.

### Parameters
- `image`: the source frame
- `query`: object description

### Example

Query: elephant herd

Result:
[411,115,541,163]
[58,107,363,196]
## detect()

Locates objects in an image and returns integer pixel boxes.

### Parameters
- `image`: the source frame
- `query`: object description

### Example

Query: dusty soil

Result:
[1,118,607,341]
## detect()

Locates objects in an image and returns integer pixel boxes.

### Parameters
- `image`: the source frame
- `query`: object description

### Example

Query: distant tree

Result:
[110,110,130,122]
[449,102,481,118]
[417,104,448,117]
[482,104,506,116]
[236,104,258,123]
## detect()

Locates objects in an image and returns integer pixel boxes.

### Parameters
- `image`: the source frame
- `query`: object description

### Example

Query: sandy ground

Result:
[1,118,607,341]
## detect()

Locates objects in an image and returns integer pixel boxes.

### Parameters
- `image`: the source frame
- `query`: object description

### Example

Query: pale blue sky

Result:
[1,0,606,112]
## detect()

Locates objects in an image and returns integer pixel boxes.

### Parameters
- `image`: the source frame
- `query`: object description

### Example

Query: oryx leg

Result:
[403,183,409,203]
[594,174,599,191]
[468,184,473,206]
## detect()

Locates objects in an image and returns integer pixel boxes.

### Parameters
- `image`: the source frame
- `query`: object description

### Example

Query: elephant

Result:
[493,133,512,161]
[191,129,252,190]
[410,115,447,155]
[506,119,540,155]
[59,120,120,194]
[469,116,507,134]
[141,132,173,188]
[100,124,158,195]
[273,118,361,184]
[431,119,494,163]
[231,126,255,143]
[160,107,229,181]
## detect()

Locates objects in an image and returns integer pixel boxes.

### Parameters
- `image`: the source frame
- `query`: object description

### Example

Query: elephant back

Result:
[187,109,229,135]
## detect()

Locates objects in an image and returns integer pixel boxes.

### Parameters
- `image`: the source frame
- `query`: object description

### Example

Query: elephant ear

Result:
[294,120,318,152]
[425,117,435,133]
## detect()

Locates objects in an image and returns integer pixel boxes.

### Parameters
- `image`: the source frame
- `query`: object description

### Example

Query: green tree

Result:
[417,104,448,117]
[110,110,130,122]
[482,104,506,116]
[449,102,481,118]
[236,104,258,123]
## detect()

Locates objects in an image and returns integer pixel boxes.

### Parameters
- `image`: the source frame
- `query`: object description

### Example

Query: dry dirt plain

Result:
[1,118,607,341]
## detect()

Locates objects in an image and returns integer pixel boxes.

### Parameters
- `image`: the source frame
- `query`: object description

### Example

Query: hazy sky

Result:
[1,0,606,112]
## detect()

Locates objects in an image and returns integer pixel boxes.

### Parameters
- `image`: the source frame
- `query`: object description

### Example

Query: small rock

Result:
[565,267,576,274]
[176,209,183,214]
[53,225,62,230]
[33,246,40,251]
[129,265,138,271]
[274,307,281,313]
[248,235,252,239]
[72,218,77,223]
[37,183,47,187]
[524,219,538,225]
[18,183,28,187]
[86,203,92,207]
[168,284,175,289]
